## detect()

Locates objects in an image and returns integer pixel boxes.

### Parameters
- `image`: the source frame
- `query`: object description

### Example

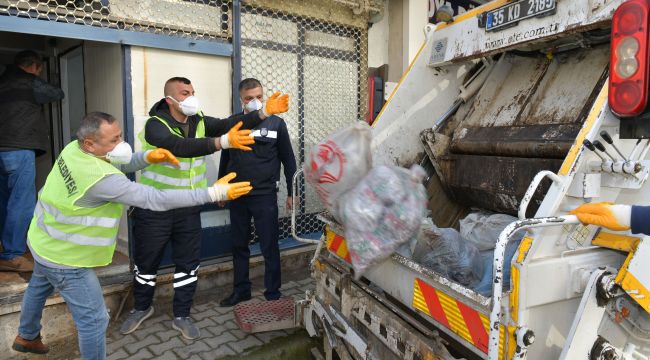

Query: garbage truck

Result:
[290,0,650,359]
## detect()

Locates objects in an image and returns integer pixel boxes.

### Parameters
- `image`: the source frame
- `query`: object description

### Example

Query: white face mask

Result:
[105,141,133,164]
[244,98,263,113]
[168,95,200,116]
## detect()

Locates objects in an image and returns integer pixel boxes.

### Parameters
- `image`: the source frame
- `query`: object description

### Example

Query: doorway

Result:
[60,45,86,145]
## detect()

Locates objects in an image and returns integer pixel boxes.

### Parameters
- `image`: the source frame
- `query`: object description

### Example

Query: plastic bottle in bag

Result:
[338,165,427,278]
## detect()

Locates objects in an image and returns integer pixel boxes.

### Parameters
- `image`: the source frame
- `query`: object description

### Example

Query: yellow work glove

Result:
[220,121,255,151]
[146,148,180,167]
[208,172,253,201]
[569,202,631,231]
[261,92,289,117]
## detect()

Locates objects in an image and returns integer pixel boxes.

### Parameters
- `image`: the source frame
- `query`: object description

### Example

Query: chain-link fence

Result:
[0,0,231,40]
[239,1,370,240]
[1,0,375,243]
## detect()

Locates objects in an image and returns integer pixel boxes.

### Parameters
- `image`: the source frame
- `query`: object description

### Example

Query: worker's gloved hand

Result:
[570,202,631,231]
[145,148,180,167]
[220,121,255,151]
[208,172,252,201]
[261,92,289,117]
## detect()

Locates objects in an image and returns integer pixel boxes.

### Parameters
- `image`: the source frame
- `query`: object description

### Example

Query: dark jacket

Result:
[218,114,297,197]
[631,206,650,236]
[144,98,264,158]
[0,65,64,155]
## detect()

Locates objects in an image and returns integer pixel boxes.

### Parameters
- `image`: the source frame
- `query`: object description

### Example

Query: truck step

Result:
[234,297,296,333]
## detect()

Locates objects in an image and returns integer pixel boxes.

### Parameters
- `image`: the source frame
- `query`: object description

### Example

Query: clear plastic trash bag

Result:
[305,121,372,222]
[338,165,427,278]
[460,212,525,251]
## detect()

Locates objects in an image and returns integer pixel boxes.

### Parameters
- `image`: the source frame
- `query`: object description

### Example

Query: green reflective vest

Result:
[28,141,125,268]
[138,114,208,189]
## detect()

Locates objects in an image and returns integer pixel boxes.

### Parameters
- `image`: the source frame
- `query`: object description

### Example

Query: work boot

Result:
[219,292,251,307]
[172,317,200,340]
[12,334,49,354]
[119,306,154,335]
[0,256,33,272]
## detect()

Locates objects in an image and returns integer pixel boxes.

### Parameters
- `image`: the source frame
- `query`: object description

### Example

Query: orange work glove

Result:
[220,121,255,151]
[262,92,289,117]
[569,202,631,231]
[208,172,253,201]
[146,148,180,167]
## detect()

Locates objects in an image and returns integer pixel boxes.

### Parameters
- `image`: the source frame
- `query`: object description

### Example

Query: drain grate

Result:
[234,297,297,333]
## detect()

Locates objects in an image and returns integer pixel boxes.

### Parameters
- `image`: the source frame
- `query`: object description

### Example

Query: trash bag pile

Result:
[305,122,523,290]
[413,219,484,287]
[413,212,525,295]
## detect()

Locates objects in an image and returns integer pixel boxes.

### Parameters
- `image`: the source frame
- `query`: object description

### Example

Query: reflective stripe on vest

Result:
[141,170,206,188]
[27,141,124,267]
[39,200,119,229]
[34,202,116,247]
[138,114,207,189]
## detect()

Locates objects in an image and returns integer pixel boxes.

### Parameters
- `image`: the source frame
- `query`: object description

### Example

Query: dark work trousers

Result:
[132,205,202,317]
[230,194,281,300]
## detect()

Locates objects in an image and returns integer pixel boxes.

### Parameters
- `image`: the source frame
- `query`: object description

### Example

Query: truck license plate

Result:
[486,0,556,32]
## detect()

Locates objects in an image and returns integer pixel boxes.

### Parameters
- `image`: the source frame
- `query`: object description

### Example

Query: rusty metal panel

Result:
[460,54,549,128]
[457,46,609,130]
[450,123,582,159]
[517,45,610,126]
[438,154,564,216]
[430,46,609,215]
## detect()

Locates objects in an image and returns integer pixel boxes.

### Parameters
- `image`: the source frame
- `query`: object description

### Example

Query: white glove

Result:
[208,184,229,202]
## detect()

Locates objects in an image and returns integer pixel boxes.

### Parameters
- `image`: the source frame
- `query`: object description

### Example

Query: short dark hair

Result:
[14,50,42,68]
[239,78,262,92]
[76,112,117,140]
[164,77,192,96]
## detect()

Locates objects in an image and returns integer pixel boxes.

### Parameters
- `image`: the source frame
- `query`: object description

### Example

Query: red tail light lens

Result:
[609,0,650,117]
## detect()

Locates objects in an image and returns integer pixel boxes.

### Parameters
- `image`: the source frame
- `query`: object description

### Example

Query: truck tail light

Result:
[609,0,650,117]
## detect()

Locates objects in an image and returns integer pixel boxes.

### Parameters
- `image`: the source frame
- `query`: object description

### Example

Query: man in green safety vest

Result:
[12,112,252,359]
[120,77,289,340]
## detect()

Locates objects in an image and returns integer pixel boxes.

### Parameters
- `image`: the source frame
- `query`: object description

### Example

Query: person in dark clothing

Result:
[218,78,297,307]
[0,50,64,272]
[120,77,289,340]
[571,202,650,235]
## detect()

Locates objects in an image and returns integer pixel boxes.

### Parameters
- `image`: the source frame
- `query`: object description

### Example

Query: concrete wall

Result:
[368,0,390,69]
[83,42,131,251]
[84,42,124,127]
[368,0,429,82]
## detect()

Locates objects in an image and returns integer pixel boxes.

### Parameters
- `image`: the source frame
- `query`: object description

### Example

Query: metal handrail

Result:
[518,171,563,219]
[290,168,320,245]
[487,215,581,359]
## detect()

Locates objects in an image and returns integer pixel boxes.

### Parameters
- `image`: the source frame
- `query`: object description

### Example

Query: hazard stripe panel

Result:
[325,226,351,263]
[413,278,506,358]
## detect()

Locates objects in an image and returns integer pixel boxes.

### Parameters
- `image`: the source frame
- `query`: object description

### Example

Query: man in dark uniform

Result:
[219,78,297,306]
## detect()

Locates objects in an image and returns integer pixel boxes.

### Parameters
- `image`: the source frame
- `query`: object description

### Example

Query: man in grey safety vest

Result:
[12,112,252,359]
